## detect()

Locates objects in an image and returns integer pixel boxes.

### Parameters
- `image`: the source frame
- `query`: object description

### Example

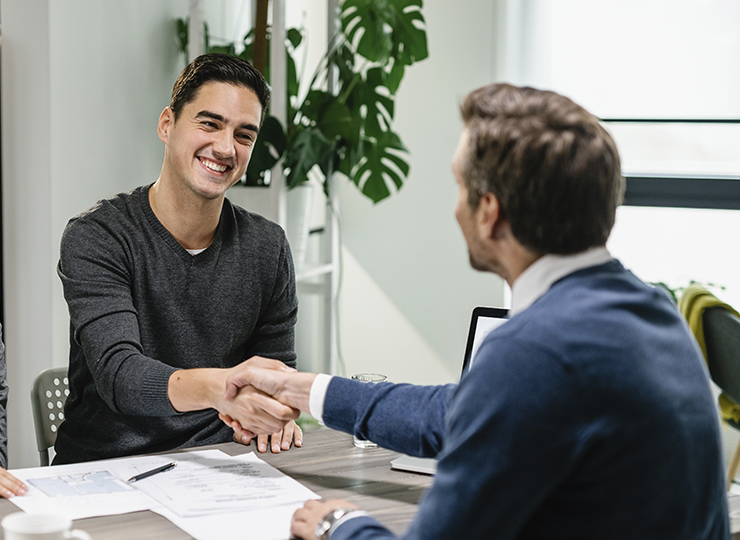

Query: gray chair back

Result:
[30,367,69,466]
[704,307,740,409]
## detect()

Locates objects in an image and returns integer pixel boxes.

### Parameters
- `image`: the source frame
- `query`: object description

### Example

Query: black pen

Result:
[127,462,177,483]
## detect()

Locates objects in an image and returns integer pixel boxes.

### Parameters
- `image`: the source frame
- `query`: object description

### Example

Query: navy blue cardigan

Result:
[323,260,729,540]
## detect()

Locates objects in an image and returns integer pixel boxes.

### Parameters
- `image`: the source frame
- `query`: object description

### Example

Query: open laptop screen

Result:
[461,306,509,376]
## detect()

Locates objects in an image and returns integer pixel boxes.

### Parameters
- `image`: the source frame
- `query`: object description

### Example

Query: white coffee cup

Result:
[1,512,91,540]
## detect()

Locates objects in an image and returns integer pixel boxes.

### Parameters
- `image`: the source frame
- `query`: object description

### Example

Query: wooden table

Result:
[2,430,738,539]
[0,429,432,539]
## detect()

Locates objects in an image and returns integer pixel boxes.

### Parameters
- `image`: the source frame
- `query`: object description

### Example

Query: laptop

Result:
[390,306,509,475]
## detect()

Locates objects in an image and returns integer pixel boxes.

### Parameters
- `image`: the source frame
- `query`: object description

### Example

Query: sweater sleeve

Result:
[58,215,178,416]
[323,378,451,457]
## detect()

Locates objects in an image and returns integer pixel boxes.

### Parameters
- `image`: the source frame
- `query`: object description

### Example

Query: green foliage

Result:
[176,0,428,203]
[247,116,286,185]
[651,280,726,304]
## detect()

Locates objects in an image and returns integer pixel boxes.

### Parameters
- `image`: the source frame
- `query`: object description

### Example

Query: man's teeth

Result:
[201,159,227,172]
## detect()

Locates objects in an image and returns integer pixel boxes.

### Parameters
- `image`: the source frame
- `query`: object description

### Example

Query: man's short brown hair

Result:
[460,84,624,255]
[170,53,270,126]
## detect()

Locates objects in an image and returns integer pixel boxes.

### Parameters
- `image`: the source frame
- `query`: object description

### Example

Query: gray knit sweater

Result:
[55,185,297,464]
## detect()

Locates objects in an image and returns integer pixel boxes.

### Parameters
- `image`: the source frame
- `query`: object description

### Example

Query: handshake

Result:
[214,357,318,451]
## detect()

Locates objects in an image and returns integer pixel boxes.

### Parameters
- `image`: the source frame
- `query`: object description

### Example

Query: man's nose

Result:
[212,129,236,159]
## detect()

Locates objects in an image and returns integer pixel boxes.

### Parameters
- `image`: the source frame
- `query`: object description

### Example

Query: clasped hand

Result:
[218,357,303,453]
[219,357,317,452]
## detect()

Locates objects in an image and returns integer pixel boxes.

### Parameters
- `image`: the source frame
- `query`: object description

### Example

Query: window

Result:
[510,0,740,303]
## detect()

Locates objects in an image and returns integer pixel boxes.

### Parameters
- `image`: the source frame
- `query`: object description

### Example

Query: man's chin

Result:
[191,177,240,200]
[468,252,505,278]
[468,252,488,272]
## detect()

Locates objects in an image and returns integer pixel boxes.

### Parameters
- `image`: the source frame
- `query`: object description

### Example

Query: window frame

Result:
[600,118,740,210]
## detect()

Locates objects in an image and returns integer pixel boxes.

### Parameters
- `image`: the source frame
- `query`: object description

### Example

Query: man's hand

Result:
[217,383,300,437]
[168,359,300,438]
[0,469,27,498]
[223,356,297,400]
[224,361,317,412]
[225,417,303,453]
[291,499,359,540]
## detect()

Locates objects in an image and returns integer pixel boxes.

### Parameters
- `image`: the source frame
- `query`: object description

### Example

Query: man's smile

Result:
[198,156,231,174]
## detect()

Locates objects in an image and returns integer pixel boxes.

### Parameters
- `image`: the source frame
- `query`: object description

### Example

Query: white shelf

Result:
[296,263,335,283]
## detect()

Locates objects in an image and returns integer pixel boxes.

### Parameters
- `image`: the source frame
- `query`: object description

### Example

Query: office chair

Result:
[30,367,69,466]
[703,307,740,486]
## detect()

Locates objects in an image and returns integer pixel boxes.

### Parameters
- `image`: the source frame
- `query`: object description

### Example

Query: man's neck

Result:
[498,244,542,288]
[148,179,224,250]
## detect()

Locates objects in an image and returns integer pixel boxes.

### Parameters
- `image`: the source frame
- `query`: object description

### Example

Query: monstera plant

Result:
[178,0,428,203]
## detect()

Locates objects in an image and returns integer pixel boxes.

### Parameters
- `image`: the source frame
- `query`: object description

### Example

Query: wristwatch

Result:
[315,507,356,540]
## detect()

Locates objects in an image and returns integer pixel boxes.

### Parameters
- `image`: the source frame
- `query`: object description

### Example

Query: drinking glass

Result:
[351,373,388,448]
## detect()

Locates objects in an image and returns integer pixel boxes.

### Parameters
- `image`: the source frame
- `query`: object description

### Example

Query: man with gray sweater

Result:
[54,54,300,464]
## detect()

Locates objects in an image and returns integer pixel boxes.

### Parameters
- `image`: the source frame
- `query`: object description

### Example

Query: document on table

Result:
[154,501,306,540]
[9,456,162,519]
[8,449,318,525]
[115,450,319,517]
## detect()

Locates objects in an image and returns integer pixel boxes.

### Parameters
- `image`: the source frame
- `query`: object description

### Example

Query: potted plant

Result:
[177,0,429,203]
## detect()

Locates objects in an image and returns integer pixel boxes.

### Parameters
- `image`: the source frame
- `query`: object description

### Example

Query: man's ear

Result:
[157,107,174,145]
[476,192,502,240]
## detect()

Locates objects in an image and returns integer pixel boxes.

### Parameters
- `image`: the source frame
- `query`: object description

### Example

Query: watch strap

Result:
[315,508,366,540]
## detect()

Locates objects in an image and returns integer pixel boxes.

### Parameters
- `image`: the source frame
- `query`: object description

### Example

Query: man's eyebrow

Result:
[195,110,259,133]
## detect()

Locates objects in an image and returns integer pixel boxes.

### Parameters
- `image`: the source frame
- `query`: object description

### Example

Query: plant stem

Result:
[253,0,269,75]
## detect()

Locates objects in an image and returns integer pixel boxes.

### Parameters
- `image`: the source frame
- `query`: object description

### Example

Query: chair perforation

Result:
[32,367,70,466]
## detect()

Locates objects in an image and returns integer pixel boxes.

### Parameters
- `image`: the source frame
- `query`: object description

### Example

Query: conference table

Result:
[1,428,740,539]
[0,429,432,539]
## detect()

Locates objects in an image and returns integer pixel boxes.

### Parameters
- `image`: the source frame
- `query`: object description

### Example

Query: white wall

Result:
[1,0,55,469]
[3,0,190,468]
[335,1,507,382]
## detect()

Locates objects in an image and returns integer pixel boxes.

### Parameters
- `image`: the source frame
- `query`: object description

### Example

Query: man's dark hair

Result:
[169,53,270,126]
[460,84,624,255]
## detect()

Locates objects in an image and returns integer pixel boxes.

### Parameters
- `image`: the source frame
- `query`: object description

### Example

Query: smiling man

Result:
[54,54,301,464]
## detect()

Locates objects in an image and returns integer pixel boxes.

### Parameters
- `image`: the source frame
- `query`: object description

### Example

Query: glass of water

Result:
[351,373,388,448]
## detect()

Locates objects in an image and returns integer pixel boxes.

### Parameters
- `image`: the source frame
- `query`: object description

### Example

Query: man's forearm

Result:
[168,366,299,435]
[168,368,225,412]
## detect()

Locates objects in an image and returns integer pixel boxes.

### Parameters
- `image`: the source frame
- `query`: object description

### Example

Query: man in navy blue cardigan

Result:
[223,84,729,539]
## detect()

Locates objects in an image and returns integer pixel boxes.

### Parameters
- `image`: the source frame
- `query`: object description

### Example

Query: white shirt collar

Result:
[510,246,612,315]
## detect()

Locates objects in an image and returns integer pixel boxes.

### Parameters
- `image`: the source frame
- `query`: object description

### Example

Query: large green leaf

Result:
[347,67,394,139]
[385,58,405,94]
[342,0,393,64]
[246,116,286,185]
[320,101,360,143]
[352,130,410,203]
[284,127,332,188]
[341,0,428,68]
[302,90,361,145]
[388,0,428,66]
[300,90,333,123]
